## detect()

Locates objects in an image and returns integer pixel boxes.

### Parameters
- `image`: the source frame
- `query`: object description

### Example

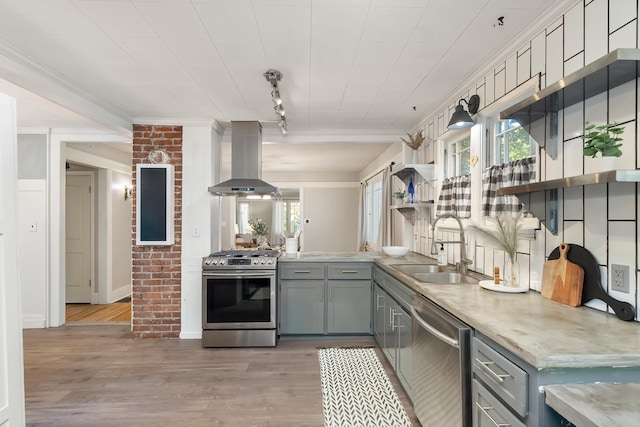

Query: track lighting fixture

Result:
[264,69,288,135]
[447,94,480,130]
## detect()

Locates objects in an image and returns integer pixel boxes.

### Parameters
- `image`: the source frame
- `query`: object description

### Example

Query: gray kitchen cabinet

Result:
[279,280,325,334]
[278,262,372,335]
[373,266,415,399]
[327,280,371,333]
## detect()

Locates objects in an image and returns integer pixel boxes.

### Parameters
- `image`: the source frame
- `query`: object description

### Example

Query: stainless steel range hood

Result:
[208,121,279,197]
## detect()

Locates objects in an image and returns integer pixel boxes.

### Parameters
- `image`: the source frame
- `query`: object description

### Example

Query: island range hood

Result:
[208,121,279,197]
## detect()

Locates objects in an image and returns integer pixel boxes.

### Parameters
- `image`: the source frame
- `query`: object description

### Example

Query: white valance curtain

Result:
[482,156,536,216]
[435,174,472,218]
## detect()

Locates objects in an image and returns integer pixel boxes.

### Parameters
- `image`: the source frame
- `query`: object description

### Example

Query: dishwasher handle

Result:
[411,305,459,348]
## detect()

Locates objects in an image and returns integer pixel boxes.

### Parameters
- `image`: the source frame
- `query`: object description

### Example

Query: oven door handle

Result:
[203,272,274,277]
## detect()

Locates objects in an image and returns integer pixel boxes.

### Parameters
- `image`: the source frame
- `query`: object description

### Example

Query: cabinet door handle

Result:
[475,357,510,383]
[393,310,403,330]
[341,270,359,274]
[294,270,311,274]
[389,308,395,329]
[376,294,383,310]
[475,402,511,427]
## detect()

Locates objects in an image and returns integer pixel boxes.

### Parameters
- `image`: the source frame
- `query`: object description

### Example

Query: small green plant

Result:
[583,122,624,158]
[393,190,406,200]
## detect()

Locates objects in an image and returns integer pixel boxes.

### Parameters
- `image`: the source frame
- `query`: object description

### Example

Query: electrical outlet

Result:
[611,264,629,293]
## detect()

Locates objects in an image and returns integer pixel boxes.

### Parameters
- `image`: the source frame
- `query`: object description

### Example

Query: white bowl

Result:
[382,246,410,257]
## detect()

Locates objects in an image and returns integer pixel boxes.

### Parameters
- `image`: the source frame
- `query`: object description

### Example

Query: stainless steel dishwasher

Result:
[411,294,472,427]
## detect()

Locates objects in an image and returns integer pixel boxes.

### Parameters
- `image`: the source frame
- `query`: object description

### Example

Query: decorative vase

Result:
[411,149,419,163]
[256,235,268,248]
[503,255,520,287]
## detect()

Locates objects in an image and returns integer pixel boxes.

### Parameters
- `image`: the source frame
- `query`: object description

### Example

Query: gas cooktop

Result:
[202,249,280,269]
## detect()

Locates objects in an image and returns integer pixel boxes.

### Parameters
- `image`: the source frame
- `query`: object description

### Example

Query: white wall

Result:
[17,134,48,328]
[302,186,359,252]
[110,169,132,301]
[18,180,47,328]
[180,125,221,339]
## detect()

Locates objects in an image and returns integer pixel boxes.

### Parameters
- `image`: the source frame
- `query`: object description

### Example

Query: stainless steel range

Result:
[202,249,279,347]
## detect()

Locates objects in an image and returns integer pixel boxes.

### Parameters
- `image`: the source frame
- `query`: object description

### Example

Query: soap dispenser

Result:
[407,178,415,204]
[437,244,447,266]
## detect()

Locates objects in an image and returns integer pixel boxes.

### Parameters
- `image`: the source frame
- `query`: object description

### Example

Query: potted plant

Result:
[393,190,406,201]
[248,218,269,247]
[583,122,624,158]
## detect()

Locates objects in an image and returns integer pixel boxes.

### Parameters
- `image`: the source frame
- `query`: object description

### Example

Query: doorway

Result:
[65,172,94,304]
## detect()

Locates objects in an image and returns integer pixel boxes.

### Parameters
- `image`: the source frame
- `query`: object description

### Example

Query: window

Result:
[495,119,535,163]
[237,201,250,234]
[281,199,300,235]
[445,135,471,178]
[365,174,383,248]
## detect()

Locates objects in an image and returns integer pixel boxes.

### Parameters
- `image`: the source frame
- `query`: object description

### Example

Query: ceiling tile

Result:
[194,2,260,41]
[134,2,209,38]
[254,5,311,42]
[73,1,156,37]
[311,6,368,42]
[361,7,425,42]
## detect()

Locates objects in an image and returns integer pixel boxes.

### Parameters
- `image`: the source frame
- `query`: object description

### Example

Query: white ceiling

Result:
[0,0,561,174]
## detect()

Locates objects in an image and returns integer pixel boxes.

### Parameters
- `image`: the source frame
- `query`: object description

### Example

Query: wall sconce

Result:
[124,185,133,201]
[447,94,480,130]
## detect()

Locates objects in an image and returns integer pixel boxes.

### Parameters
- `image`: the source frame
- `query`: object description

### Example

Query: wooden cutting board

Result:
[541,243,584,306]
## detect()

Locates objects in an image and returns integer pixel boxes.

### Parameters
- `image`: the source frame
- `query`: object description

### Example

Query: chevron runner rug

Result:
[317,347,412,427]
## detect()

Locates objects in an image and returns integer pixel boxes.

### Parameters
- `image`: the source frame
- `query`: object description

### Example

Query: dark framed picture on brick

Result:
[136,163,174,245]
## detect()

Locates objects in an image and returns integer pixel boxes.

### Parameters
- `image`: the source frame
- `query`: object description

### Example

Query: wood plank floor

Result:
[66,302,131,323]
[23,325,420,427]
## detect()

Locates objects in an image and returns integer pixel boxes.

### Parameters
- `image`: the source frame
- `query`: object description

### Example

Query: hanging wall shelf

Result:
[499,170,640,235]
[500,48,640,160]
[392,164,436,183]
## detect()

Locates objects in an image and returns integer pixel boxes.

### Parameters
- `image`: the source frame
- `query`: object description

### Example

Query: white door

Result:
[0,93,26,424]
[66,174,92,303]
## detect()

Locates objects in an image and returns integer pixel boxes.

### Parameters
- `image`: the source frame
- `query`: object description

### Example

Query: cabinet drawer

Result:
[382,274,414,311]
[472,379,525,427]
[473,337,528,418]
[327,263,372,280]
[279,264,325,280]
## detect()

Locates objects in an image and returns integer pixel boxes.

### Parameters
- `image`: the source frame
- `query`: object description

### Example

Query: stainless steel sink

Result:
[412,272,478,284]
[391,264,445,274]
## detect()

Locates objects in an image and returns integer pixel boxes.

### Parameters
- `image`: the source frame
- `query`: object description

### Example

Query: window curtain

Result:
[376,165,391,250]
[357,182,367,251]
[482,156,536,216]
[435,174,472,218]
[271,198,284,246]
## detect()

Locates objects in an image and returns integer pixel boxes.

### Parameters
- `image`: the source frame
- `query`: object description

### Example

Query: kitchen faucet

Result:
[430,213,472,274]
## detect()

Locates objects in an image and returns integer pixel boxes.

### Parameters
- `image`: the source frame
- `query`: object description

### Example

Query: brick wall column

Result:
[131,124,182,338]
